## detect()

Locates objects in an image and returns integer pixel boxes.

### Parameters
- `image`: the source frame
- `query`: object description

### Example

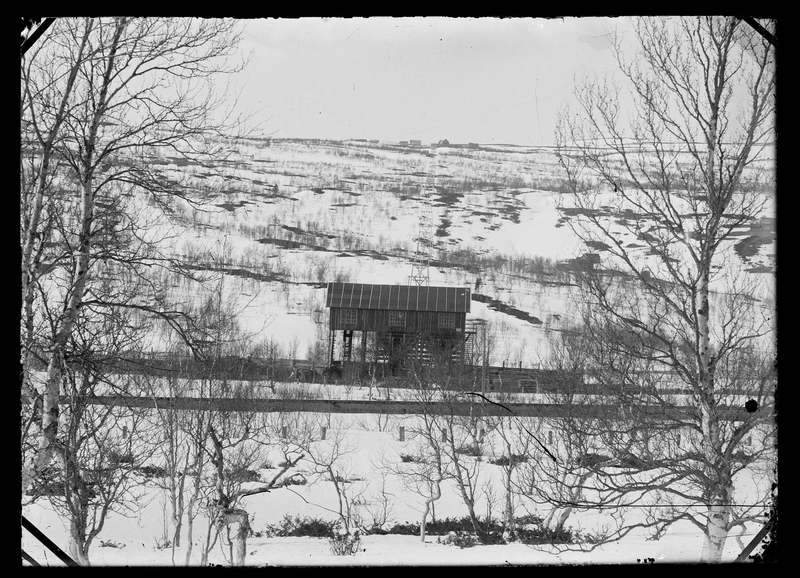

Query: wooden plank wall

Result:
[330,308,465,333]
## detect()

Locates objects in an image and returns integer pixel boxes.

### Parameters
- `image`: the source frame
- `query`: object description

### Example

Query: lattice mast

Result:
[408,146,438,286]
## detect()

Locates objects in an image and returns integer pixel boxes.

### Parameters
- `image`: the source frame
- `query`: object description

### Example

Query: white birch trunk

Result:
[420,479,441,542]
[221,510,249,566]
[700,503,731,563]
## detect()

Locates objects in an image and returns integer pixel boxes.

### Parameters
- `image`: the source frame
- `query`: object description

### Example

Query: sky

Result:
[229,17,634,146]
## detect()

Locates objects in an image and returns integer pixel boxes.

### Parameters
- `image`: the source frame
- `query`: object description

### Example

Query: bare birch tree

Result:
[552,16,776,562]
[21,17,249,496]
[402,338,496,543]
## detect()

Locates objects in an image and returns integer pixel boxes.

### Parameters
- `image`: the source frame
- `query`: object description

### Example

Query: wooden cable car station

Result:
[325,282,476,376]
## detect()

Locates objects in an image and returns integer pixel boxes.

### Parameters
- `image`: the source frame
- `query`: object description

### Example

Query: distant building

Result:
[399,141,409,146]
[325,282,474,373]
[409,139,422,146]
[369,139,379,144]
[468,142,479,149]
[437,139,450,146]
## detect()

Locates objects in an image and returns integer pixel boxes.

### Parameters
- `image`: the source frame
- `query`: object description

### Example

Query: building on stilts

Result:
[325,282,477,381]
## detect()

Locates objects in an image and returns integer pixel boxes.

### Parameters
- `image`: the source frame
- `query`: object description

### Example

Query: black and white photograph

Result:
[20,16,776,566]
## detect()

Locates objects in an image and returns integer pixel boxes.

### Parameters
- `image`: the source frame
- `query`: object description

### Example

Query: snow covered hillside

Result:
[131,137,776,364]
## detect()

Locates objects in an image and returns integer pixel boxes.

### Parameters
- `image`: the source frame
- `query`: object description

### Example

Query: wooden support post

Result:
[361,331,367,363]
[321,426,327,440]
[343,330,353,361]
[399,426,405,442]
[441,428,448,442]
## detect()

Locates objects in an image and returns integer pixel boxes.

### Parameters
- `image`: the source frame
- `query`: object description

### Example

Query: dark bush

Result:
[332,474,363,483]
[614,453,647,469]
[137,464,168,478]
[511,522,600,546]
[575,453,611,468]
[26,480,65,497]
[99,540,125,549]
[329,529,362,556]
[514,513,543,526]
[108,450,135,466]
[388,515,584,546]
[388,516,505,537]
[454,444,483,457]
[437,531,477,549]
[226,468,261,483]
[386,521,420,535]
[400,453,422,463]
[264,515,338,538]
[489,453,529,467]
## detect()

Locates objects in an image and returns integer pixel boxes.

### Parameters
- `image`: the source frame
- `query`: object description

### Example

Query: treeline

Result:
[106,354,294,381]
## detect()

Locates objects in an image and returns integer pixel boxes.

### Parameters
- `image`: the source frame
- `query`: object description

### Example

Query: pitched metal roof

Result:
[325,283,471,313]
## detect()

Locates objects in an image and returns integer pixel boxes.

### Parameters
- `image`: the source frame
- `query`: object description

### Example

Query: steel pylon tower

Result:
[409,146,438,286]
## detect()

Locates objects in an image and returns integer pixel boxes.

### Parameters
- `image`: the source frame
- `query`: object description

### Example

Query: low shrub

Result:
[514,513,543,526]
[26,481,65,497]
[332,474,364,483]
[226,468,261,483]
[264,515,338,538]
[437,531,477,549]
[489,453,529,467]
[513,525,574,545]
[137,464,168,478]
[454,444,483,458]
[108,450,135,466]
[387,516,505,537]
[99,540,125,549]
[388,515,585,546]
[399,453,422,463]
[328,528,362,556]
[575,453,611,468]
[386,521,420,535]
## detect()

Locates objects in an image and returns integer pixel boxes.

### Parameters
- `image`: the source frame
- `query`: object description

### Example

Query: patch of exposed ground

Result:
[282,225,337,239]
[183,263,283,283]
[216,200,255,212]
[433,187,463,207]
[472,292,543,325]
[435,216,452,238]
[733,217,775,262]
[584,240,612,252]
[184,263,326,288]
[255,237,332,252]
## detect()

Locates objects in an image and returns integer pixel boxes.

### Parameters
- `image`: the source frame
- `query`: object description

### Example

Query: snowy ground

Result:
[22,139,775,566]
[142,137,775,366]
[20,519,754,566]
[21,412,769,566]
